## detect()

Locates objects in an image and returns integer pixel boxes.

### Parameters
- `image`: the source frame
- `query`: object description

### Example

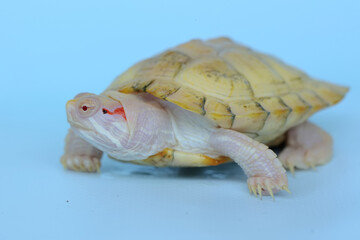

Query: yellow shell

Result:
[106,37,348,166]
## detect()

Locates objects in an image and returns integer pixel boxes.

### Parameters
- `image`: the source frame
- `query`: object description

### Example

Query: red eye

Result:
[82,105,88,111]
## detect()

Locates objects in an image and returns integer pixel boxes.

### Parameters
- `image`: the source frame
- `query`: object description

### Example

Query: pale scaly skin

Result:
[61,129,103,172]
[210,129,288,198]
[61,37,349,199]
[62,91,289,197]
[278,121,333,175]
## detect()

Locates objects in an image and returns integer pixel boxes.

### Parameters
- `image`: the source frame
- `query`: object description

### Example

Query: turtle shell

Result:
[106,37,348,143]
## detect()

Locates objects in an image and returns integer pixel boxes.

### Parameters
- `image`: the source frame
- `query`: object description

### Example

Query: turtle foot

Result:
[278,122,333,175]
[247,175,290,200]
[61,154,101,173]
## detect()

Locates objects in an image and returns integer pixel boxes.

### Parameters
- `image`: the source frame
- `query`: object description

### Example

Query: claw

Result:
[257,184,262,199]
[288,163,295,176]
[95,163,101,173]
[251,185,257,197]
[266,185,274,200]
[303,159,317,171]
[309,162,316,170]
[282,185,291,194]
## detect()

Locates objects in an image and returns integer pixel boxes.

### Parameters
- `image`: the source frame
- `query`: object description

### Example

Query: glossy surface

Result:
[108,38,347,143]
[1,0,359,239]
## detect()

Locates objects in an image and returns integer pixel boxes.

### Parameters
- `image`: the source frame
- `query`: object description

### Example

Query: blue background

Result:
[1,1,359,239]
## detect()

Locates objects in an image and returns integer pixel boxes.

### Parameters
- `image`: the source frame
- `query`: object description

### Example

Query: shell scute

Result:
[280,93,312,129]
[229,100,269,133]
[165,87,206,115]
[204,98,234,128]
[175,39,217,58]
[255,97,292,135]
[220,48,290,98]
[108,37,348,146]
[297,90,329,116]
[174,57,253,99]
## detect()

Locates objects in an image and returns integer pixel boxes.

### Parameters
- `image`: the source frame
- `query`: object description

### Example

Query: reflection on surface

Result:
[101,158,246,181]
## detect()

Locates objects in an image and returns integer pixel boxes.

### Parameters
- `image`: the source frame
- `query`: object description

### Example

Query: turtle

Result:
[61,37,348,198]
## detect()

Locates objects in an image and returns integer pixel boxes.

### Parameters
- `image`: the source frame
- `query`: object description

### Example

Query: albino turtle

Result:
[61,37,348,197]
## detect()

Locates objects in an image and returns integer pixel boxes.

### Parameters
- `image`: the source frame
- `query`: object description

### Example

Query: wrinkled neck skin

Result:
[67,90,219,162]
[84,91,176,160]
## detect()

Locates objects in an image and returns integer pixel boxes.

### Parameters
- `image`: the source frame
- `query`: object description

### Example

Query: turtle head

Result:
[66,93,129,151]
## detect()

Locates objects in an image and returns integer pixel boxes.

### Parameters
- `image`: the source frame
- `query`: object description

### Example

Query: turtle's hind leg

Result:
[278,122,333,174]
[60,129,103,172]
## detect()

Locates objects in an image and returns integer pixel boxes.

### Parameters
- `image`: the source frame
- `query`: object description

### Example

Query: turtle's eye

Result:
[77,96,100,118]
[102,108,108,114]
[80,104,94,113]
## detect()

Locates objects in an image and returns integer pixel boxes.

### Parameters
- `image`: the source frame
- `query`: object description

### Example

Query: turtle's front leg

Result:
[278,121,333,174]
[60,129,103,172]
[210,129,289,198]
